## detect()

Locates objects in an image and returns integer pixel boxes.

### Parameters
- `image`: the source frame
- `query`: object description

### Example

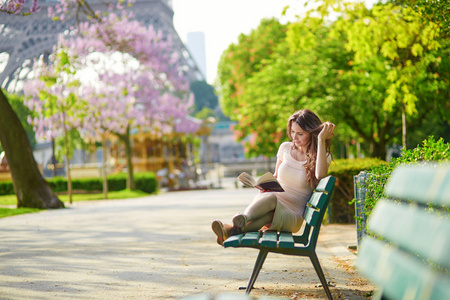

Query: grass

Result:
[57,189,150,202]
[0,189,152,219]
[0,207,42,218]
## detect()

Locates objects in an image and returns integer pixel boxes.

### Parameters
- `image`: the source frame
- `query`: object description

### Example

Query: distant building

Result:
[187,32,207,80]
[200,121,245,164]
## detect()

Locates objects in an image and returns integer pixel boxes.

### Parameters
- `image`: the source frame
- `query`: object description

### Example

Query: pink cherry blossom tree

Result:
[0,0,40,15]
[24,49,88,203]
[2,0,197,207]
[25,12,198,193]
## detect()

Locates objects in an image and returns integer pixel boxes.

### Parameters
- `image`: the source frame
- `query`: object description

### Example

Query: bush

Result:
[327,157,386,223]
[103,173,127,191]
[49,176,69,193]
[363,136,450,222]
[0,172,158,195]
[135,172,158,193]
[0,181,15,195]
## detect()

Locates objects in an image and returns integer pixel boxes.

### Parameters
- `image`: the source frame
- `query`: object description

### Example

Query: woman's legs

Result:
[244,192,277,220]
[212,193,278,245]
[243,211,274,232]
[240,193,277,232]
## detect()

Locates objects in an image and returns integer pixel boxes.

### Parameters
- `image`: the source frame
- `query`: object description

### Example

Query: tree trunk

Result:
[0,89,64,208]
[116,126,135,190]
[402,106,407,149]
[102,134,108,199]
[371,141,387,160]
[62,115,73,204]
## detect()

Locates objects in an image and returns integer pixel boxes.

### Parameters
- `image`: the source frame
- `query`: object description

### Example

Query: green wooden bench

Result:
[223,175,336,299]
[357,164,450,300]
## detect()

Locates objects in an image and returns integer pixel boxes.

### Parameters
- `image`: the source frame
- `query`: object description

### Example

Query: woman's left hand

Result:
[318,122,335,141]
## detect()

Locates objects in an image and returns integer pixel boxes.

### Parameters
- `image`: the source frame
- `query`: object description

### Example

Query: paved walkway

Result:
[0,179,374,299]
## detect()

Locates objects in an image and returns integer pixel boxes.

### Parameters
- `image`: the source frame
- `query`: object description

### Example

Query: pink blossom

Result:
[0,0,40,15]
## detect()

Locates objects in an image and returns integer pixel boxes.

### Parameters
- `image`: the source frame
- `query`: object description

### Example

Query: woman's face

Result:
[291,122,311,149]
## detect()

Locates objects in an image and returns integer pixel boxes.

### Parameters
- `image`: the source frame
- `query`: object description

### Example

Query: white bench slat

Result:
[369,200,450,269]
[385,164,450,206]
[358,237,450,300]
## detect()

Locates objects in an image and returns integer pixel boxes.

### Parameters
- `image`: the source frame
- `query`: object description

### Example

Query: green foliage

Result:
[189,80,218,114]
[391,0,450,37]
[363,136,450,220]
[54,129,86,162]
[327,158,386,223]
[0,180,15,195]
[328,2,446,153]
[328,158,387,174]
[217,18,288,118]
[134,172,158,193]
[0,172,158,196]
[194,107,216,120]
[216,1,449,160]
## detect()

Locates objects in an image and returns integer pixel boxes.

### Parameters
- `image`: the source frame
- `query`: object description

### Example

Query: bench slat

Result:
[304,206,320,226]
[260,231,278,247]
[308,192,326,209]
[385,164,450,206]
[223,234,244,247]
[315,176,335,194]
[358,237,450,300]
[369,200,450,269]
[241,231,261,246]
[278,232,295,248]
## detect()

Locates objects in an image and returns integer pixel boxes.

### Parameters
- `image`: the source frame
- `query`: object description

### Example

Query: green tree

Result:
[217,1,448,159]
[287,6,448,157]
[218,16,395,158]
[217,18,288,118]
[331,2,443,148]
[391,0,450,37]
[189,80,218,114]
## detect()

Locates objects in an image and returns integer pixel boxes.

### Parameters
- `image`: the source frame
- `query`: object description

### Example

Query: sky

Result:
[172,0,304,84]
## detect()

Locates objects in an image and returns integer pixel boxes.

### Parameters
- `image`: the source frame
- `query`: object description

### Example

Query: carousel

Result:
[106,116,214,188]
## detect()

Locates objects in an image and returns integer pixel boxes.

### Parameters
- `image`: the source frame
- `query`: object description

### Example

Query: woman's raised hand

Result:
[318,122,335,140]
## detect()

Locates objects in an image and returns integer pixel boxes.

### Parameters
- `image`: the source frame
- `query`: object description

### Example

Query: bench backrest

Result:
[357,164,450,300]
[294,175,335,247]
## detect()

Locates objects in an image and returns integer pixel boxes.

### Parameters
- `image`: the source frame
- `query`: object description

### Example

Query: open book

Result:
[237,172,285,192]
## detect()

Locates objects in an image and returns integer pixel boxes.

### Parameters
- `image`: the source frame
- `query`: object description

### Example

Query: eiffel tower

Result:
[0,0,204,92]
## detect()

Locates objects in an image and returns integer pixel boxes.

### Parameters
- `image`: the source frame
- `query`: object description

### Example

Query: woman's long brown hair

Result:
[287,109,332,188]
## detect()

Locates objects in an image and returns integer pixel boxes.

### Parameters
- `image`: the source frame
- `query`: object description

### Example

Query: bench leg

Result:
[245,249,269,295]
[309,253,333,300]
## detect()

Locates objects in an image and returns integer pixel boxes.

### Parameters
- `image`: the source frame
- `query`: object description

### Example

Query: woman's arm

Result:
[274,142,288,178]
[315,122,335,180]
[274,156,283,178]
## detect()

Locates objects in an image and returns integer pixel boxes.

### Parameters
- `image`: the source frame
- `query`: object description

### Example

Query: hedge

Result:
[362,137,449,223]
[0,172,158,195]
[327,157,386,223]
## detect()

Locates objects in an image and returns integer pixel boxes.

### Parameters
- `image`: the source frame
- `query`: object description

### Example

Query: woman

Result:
[212,109,335,245]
